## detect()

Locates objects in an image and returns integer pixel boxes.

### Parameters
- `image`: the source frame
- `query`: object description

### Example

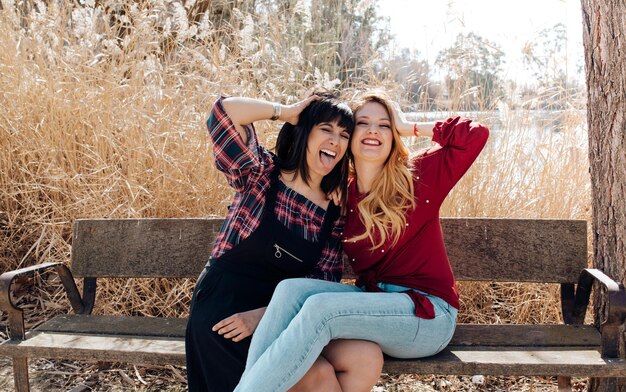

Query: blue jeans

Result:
[234,278,458,392]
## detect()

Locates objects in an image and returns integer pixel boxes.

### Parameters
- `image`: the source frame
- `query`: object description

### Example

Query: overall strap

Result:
[316,201,340,245]
[268,155,340,245]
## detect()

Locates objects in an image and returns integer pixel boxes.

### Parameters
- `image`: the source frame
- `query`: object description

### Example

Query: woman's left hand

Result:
[212,307,267,342]
[390,101,414,137]
[391,101,436,137]
[281,95,319,125]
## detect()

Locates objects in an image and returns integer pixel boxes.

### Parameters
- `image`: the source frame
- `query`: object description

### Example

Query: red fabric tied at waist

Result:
[356,270,436,319]
[405,290,436,319]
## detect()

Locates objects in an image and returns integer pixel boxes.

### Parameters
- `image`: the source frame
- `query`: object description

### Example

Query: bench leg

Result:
[557,376,571,392]
[13,356,30,392]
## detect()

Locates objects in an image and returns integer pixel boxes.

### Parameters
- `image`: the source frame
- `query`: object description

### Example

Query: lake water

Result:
[406,109,588,152]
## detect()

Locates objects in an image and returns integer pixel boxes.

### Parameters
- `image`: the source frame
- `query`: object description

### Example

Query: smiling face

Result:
[305,121,350,181]
[351,101,394,167]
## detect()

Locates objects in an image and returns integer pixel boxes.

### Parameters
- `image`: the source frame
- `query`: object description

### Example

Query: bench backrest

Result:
[71,218,587,283]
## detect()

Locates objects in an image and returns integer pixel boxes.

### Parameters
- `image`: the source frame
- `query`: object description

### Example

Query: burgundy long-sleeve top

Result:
[342,116,489,319]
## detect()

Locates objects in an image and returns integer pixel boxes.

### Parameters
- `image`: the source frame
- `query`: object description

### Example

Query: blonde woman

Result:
[233,92,489,392]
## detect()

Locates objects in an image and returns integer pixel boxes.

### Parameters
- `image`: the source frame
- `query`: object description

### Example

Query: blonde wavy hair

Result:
[349,92,416,250]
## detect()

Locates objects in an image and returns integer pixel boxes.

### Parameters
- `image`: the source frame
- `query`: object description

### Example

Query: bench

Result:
[1,218,625,391]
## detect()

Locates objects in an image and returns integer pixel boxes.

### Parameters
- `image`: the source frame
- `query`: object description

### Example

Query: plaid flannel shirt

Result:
[206,97,344,282]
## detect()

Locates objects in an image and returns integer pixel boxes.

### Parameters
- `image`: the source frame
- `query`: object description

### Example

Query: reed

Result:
[1,0,589,341]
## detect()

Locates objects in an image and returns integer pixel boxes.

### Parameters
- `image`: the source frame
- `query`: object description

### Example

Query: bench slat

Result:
[449,324,600,347]
[35,315,600,348]
[0,332,186,366]
[1,333,621,377]
[71,218,586,283]
[71,218,218,278]
[384,348,626,377]
[442,218,586,283]
[36,315,187,338]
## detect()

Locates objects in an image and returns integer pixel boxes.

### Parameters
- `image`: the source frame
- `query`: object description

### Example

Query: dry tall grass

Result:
[1,0,589,330]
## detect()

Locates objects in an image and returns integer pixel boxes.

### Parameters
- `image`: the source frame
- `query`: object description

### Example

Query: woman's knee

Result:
[274,278,316,300]
[360,343,384,376]
[289,357,340,392]
[327,340,383,371]
[275,277,302,292]
[299,293,349,326]
[323,340,384,390]
[274,279,336,311]
[298,294,334,326]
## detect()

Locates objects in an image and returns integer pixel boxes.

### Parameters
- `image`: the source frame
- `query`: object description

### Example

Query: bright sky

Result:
[379,0,584,84]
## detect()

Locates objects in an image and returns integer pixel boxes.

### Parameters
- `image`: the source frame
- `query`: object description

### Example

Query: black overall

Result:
[185,169,339,392]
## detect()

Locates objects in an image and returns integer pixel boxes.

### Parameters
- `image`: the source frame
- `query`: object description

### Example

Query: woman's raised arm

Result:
[389,102,435,138]
[222,95,318,144]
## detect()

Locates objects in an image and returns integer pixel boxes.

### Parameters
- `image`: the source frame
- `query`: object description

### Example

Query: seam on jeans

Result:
[435,322,457,353]
[411,317,421,342]
[275,311,415,391]
[431,309,458,354]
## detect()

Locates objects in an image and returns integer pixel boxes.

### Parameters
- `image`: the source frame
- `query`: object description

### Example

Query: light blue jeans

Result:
[234,278,458,392]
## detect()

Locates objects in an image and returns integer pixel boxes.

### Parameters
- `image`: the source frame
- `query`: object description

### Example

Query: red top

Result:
[343,116,489,319]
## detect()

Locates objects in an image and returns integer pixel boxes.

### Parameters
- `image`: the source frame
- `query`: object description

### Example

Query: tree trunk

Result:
[581,0,626,391]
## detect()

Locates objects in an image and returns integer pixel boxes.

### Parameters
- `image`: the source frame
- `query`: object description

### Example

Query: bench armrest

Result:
[0,262,86,340]
[573,268,626,358]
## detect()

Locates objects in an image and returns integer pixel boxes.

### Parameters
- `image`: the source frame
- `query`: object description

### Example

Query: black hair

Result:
[275,91,355,205]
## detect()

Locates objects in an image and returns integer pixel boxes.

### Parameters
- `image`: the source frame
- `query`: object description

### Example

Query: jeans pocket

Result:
[190,269,222,311]
[410,318,422,343]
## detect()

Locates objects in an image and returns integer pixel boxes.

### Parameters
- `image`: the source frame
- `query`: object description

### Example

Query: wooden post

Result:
[557,376,572,392]
[13,357,30,392]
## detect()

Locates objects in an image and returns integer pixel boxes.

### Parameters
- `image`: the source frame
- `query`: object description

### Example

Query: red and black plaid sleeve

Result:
[206,97,270,193]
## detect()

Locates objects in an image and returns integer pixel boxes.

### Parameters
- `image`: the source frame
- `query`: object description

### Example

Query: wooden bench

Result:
[1,218,626,391]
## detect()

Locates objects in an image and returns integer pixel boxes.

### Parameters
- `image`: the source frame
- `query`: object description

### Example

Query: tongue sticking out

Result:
[319,151,336,170]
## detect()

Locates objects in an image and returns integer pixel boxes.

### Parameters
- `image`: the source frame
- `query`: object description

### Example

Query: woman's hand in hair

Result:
[282,95,319,125]
[390,101,436,138]
[390,102,415,137]
[212,307,267,342]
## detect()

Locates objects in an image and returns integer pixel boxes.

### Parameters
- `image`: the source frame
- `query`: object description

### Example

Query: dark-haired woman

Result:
[185,94,383,392]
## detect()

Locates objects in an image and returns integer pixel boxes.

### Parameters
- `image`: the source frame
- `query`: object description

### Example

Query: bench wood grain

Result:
[69,218,586,282]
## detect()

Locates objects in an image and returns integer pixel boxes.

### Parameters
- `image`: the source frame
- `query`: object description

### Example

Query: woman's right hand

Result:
[390,101,436,138]
[212,307,267,342]
[281,95,319,125]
